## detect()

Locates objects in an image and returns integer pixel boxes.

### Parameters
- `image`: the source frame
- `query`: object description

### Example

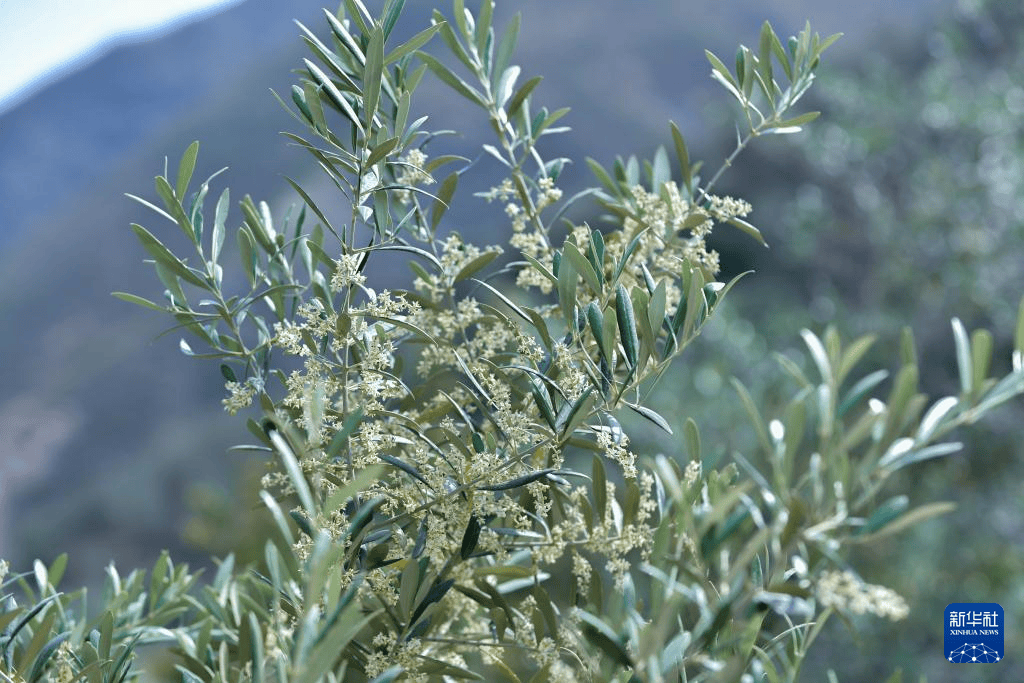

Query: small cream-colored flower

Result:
[815,570,909,620]
[222,378,258,415]
[393,149,434,204]
[330,252,367,291]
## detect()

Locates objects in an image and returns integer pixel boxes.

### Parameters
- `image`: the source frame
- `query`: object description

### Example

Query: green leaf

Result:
[410,578,455,627]
[381,0,405,40]
[507,75,542,118]
[900,323,917,368]
[835,334,876,387]
[706,49,743,101]
[460,515,481,560]
[651,145,671,190]
[951,318,972,395]
[970,329,993,397]
[296,607,382,683]
[670,121,693,193]
[175,141,199,199]
[212,187,229,263]
[267,427,315,519]
[616,284,638,368]
[495,65,520,108]
[680,263,705,339]
[454,250,498,282]
[583,302,607,364]
[577,610,632,668]
[766,110,820,132]
[418,51,486,106]
[800,328,832,384]
[625,402,673,435]
[562,241,601,294]
[493,13,520,84]
[850,502,956,543]
[556,388,594,438]
[479,469,556,491]
[431,171,458,230]
[131,224,206,288]
[111,291,167,312]
[366,136,400,167]
[766,22,792,81]
[531,380,557,430]
[385,23,442,64]
[684,417,700,463]
[17,607,57,674]
[474,0,493,55]
[47,554,68,588]
[859,495,909,535]
[731,378,772,454]
[305,59,364,135]
[586,157,618,195]
[237,226,257,286]
[556,248,578,327]
[838,369,888,417]
[364,26,385,131]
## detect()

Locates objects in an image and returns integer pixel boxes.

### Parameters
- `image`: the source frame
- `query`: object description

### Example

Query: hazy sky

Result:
[0,0,244,111]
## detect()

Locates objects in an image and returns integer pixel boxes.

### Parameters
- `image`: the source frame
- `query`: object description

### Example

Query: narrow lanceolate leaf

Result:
[858,495,909,535]
[131,224,206,288]
[431,171,458,230]
[507,75,542,118]
[556,249,578,327]
[531,381,557,429]
[112,292,167,312]
[970,328,993,396]
[479,469,556,491]
[670,121,693,193]
[850,501,956,543]
[175,141,200,199]
[363,26,385,131]
[454,250,498,282]
[951,318,972,395]
[684,417,700,463]
[616,285,638,368]
[766,110,820,133]
[385,23,443,64]
[381,0,405,40]
[625,402,673,435]
[731,378,772,454]
[706,49,743,101]
[493,12,521,84]
[837,369,888,417]
[410,578,456,628]
[212,187,229,263]
[587,302,609,363]
[267,428,316,519]
[304,59,364,135]
[460,515,481,560]
[800,328,831,384]
[592,454,607,521]
[417,51,486,106]
[380,454,428,486]
[724,216,766,245]
[577,610,632,668]
[562,241,601,294]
